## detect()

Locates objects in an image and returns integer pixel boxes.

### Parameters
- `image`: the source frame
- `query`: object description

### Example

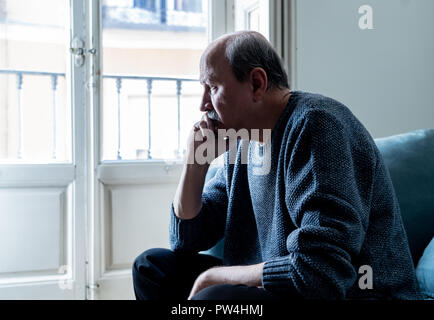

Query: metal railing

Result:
[104,74,199,160]
[0,69,65,160]
[0,69,200,161]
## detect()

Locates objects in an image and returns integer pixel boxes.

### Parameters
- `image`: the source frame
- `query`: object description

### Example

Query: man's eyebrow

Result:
[199,75,217,86]
[206,74,218,83]
[209,71,218,80]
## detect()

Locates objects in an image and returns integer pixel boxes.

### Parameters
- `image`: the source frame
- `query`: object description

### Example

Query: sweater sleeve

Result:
[169,165,228,253]
[262,110,376,299]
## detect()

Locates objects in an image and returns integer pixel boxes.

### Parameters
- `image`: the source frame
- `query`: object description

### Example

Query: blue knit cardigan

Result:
[169,90,422,299]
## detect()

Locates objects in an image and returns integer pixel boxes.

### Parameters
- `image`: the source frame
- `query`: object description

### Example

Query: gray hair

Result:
[224,32,289,90]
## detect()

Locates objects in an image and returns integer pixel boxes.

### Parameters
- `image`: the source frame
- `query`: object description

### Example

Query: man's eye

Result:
[210,86,217,93]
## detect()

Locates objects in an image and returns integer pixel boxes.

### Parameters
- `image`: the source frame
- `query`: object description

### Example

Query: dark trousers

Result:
[132,248,282,300]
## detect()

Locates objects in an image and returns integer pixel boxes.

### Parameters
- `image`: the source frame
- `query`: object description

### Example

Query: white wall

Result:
[294,0,434,138]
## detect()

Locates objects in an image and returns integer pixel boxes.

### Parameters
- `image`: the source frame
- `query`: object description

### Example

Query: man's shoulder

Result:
[281,91,378,162]
[289,91,355,127]
[286,91,372,140]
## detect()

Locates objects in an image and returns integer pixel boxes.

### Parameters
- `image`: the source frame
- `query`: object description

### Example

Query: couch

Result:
[202,128,434,299]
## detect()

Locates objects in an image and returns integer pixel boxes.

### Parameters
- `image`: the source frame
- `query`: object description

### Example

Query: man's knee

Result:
[132,248,177,300]
[132,248,174,280]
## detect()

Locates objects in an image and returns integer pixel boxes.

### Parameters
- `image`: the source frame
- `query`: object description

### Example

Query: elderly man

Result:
[132,31,421,300]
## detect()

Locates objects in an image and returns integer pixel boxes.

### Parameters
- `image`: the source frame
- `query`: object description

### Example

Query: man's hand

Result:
[186,113,230,166]
[173,112,229,220]
[188,269,215,300]
[187,262,265,300]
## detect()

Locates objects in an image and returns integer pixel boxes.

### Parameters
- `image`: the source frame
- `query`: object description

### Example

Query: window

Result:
[234,0,270,39]
[103,0,206,31]
[173,0,202,13]
[101,0,208,161]
[133,0,157,11]
[0,0,251,300]
[0,0,71,163]
[0,0,87,300]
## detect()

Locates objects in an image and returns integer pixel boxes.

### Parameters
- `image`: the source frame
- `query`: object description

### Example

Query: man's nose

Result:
[200,101,213,113]
[200,92,213,112]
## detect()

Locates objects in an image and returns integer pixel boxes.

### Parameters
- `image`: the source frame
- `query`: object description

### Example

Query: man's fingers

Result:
[194,114,221,134]
[204,113,215,132]
[198,120,208,141]
[188,281,199,300]
[192,115,222,146]
[192,120,207,141]
[193,121,201,131]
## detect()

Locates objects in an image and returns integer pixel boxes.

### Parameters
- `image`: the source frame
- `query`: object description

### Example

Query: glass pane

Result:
[102,0,208,161]
[0,0,71,163]
[247,6,260,32]
[234,0,268,39]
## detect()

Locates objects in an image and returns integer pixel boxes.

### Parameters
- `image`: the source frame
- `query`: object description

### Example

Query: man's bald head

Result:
[200,31,289,90]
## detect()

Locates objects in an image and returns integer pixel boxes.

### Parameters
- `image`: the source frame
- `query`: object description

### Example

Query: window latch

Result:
[70,37,96,67]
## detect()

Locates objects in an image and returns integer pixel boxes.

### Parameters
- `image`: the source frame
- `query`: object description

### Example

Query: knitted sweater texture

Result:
[169,90,422,299]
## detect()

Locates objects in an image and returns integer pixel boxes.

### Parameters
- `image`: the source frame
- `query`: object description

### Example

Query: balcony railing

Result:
[0,69,65,160]
[104,74,199,160]
[0,69,200,162]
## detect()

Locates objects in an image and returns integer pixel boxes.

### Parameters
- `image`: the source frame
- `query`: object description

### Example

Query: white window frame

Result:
[86,0,231,299]
[230,0,296,88]
[88,0,297,300]
[0,0,89,299]
[0,0,296,300]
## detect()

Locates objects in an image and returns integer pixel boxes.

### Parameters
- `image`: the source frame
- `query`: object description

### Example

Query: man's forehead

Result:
[199,56,220,84]
[199,68,218,84]
[199,39,228,83]
[201,58,230,86]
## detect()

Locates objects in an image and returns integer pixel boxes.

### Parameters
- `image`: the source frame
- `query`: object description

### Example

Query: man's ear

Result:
[249,67,268,102]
